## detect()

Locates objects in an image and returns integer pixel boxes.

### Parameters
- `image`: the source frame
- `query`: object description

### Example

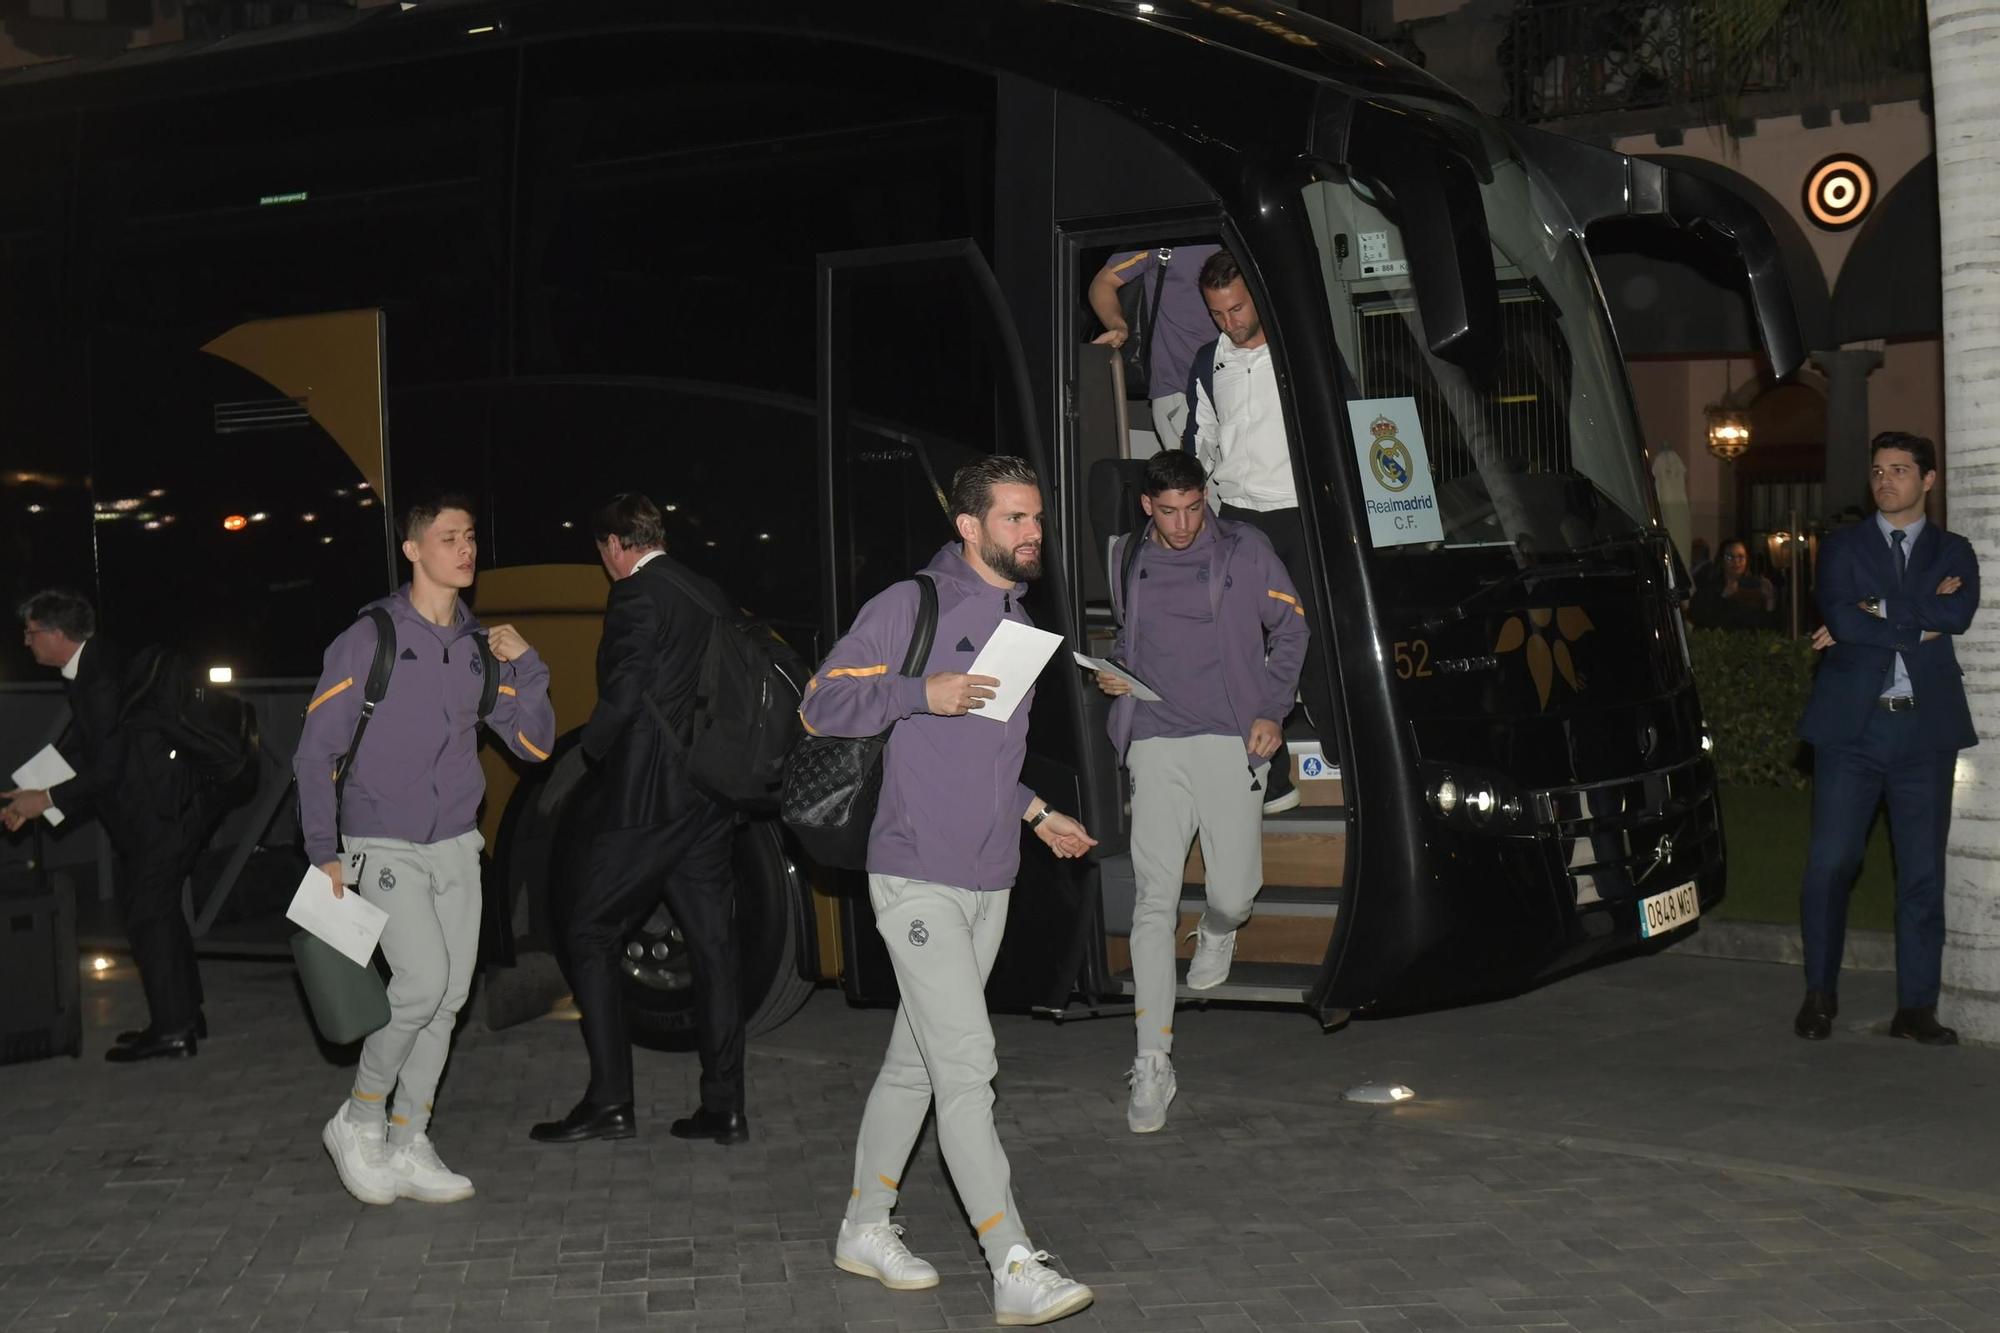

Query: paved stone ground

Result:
[4,948,1999,1332]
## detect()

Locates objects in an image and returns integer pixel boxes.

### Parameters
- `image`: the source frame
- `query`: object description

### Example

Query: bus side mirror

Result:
[1333,100,1499,369]
[1509,126,1812,380]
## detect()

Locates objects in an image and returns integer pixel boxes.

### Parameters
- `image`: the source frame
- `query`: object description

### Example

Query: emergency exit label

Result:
[1348,396,1443,547]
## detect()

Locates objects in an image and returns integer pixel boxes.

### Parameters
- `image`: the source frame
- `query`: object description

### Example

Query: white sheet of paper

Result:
[286,865,389,968]
[1071,651,1164,703]
[964,619,1065,723]
[12,744,76,827]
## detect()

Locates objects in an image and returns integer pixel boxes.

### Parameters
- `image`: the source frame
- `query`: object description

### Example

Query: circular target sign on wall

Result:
[1803,154,1876,231]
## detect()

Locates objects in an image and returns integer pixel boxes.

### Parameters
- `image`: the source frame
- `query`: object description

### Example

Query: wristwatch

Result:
[1862,596,1883,617]
[1026,804,1055,831]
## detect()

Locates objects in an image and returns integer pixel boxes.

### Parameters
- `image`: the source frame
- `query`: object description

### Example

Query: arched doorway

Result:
[1733,379,1827,633]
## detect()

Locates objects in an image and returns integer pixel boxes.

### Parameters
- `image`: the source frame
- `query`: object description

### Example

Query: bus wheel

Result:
[622,818,817,1051]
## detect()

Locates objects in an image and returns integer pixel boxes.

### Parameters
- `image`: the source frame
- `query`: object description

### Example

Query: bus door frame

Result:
[815,238,1103,1013]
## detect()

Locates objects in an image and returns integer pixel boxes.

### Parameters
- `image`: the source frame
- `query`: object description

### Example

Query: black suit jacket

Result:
[53,639,192,855]
[579,555,726,830]
[1798,519,1980,752]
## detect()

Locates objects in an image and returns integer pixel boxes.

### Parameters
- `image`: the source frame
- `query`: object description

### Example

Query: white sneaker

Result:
[322,1105,396,1206]
[386,1133,475,1203]
[1125,1051,1177,1134]
[833,1219,940,1291]
[1185,921,1237,991]
[992,1244,1094,1326]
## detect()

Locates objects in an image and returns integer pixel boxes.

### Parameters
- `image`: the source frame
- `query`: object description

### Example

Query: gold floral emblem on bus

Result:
[1494,606,1594,710]
[1368,414,1414,492]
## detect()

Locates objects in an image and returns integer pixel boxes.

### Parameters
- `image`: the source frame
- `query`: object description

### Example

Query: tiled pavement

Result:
[3,947,1999,1332]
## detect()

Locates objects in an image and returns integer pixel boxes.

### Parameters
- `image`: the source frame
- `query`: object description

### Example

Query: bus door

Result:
[817,239,1103,1012]
[1061,225,1350,1014]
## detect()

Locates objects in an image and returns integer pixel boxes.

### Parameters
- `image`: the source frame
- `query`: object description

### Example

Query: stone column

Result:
[1809,348,1883,520]
[1932,0,2000,1045]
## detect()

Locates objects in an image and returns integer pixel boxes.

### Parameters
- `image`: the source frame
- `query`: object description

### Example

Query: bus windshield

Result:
[1301,114,1651,564]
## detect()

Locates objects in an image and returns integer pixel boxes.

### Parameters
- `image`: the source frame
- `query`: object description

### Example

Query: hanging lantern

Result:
[1705,403,1751,462]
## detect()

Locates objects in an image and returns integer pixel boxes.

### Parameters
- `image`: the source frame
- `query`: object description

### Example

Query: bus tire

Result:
[621,818,817,1051]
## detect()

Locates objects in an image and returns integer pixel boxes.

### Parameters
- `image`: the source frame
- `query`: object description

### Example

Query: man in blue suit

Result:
[1796,432,1978,1045]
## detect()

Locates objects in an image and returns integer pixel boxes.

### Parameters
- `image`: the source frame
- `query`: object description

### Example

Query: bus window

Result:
[518,31,993,395]
[0,132,89,675]
[821,248,1025,624]
[484,381,821,649]
[1301,135,1650,563]
[88,326,390,679]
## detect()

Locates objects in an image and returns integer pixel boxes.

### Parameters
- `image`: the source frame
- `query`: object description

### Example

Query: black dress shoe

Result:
[117,1012,207,1045]
[1890,1005,1959,1046]
[669,1106,750,1145]
[1793,990,1837,1040]
[530,1099,637,1144]
[105,1028,197,1062]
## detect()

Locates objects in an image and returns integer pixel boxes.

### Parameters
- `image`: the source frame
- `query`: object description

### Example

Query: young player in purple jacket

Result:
[294,493,554,1208]
[1096,450,1308,1132]
[802,457,1098,1326]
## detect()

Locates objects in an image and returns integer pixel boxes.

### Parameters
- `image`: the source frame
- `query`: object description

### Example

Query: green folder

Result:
[290,930,390,1045]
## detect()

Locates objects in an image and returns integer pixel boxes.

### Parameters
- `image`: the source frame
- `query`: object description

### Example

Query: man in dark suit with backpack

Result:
[6,589,219,1062]
[530,492,748,1146]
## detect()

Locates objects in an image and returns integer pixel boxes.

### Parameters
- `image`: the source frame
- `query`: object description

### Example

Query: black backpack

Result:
[640,562,811,815]
[1115,247,1173,400]
[780,575,937,870]
[121,646,261,806]
[332,607,498,816]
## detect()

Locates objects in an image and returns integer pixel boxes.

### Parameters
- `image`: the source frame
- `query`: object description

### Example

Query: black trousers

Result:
[115,814,210,1034]
[1218,503,1337,746]
[564,794,742,1110]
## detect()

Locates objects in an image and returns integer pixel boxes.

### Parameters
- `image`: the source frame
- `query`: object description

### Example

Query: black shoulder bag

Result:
[779,575,937,870]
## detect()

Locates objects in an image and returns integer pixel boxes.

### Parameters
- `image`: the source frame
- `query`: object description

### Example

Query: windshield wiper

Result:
[1420,561,1636,632]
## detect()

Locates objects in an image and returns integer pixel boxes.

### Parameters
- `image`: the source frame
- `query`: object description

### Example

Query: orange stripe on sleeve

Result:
[516,731,550,761]
[307,677,354,714]
[1267,589,1305,616]
[1108,252,1149,276]
[497,684,517,696]
[825,664,889,679]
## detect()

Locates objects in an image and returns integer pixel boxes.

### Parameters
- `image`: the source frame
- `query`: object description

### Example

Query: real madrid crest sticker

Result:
[1368,414,1415,492]
[1346,396,1443,547]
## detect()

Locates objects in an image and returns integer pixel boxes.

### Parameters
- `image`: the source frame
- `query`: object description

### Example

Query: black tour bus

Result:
[0,0,1803,1043]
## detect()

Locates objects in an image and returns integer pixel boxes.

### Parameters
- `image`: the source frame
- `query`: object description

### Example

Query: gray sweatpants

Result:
[345,829,483,1145]
[846,875,1028,1271]
[1128,735,1265,1054]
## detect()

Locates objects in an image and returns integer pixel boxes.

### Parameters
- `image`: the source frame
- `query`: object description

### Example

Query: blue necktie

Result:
[1884,529,1907,695]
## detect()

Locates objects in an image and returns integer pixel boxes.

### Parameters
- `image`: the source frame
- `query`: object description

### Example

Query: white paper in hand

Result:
[286,866,389,968]
[964,619,1064,722]
[11,744,76,827]
[1070,652,1163,703]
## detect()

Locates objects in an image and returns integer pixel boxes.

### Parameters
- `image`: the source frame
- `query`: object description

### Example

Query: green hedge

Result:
[1687,628,1816,789]
[1688,628,1895,927]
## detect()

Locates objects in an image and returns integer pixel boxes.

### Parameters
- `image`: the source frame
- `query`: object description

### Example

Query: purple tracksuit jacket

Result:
[295,587,556,866]
[799,544,1039,893]
[1106,518,1309,760]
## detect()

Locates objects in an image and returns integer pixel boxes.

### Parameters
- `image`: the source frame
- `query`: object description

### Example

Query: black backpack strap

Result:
[1113,532,1146,630]
[474,632,499,721]
[1182,336,1219,454]
[901,575,938,676]
[1137,248,1170,368]
[334,608,398,823]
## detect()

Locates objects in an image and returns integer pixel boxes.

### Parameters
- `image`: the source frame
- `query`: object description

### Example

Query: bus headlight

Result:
[1468,786,1497,820]
[1433,777,1460,814]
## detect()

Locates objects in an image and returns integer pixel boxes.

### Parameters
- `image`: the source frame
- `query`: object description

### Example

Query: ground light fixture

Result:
[1343,1084,1416,1104]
